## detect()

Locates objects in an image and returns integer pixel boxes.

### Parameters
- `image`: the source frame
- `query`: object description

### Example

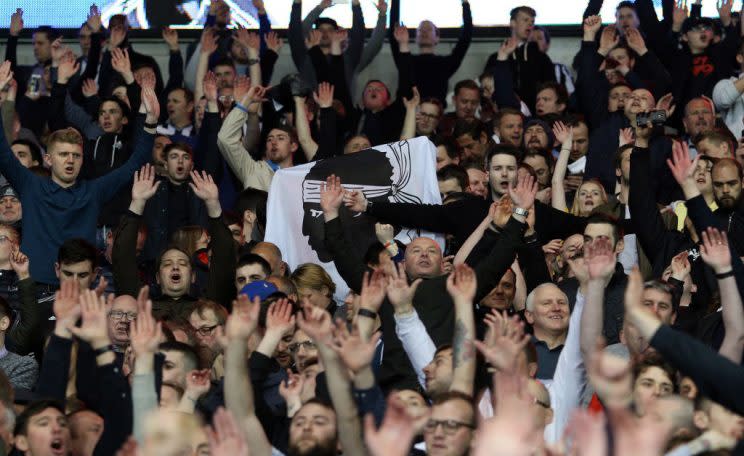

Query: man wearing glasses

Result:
[106,295,138,354]
[423,391,475,456]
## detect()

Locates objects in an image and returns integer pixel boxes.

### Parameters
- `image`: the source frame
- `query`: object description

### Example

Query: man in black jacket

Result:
[484,6,554,115]
[323,174,535,390]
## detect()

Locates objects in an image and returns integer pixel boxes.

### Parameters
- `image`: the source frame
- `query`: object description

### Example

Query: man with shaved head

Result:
[251,242,286,277]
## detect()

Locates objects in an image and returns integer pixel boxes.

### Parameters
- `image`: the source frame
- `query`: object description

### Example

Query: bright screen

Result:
[0,0,734,29]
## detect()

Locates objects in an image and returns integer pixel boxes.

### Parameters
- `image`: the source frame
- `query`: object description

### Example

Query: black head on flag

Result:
[301,141,421,262]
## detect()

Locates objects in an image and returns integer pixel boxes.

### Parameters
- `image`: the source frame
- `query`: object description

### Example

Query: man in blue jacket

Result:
[0,60,160,289]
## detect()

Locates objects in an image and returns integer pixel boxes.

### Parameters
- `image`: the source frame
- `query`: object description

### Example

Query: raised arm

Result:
[357,0,388,73]
[299,305,367,456]
[400,87,420,140]
[129,290,162,443]
[224,294,273,456]
[194,28,219,106]
[447,264,477,396]
[699,228,744,363]
[453,205,495,266]
[446,0,472,74]
[489,38,521,110]
[0,61,34,191]
[6,250,42,356]
[551,122,573,212]
[162,28,184,95]
[294,96,319,160]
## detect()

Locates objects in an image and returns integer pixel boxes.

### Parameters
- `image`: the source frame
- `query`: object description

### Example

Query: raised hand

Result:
[446,263,477,303]
[9,249,30,281]
[0,61,13,92]
[141,87,160,123]
[87,4,102,33]
[305,30,322,49]
[667,141,699,193]
[624,267,663,339]
[330,320,382,373]
[656,93,676,119]
[235,28,260,52]
[669,251,691,281]
[53,280,82,337]
[598,25,619,54]
[130,297,162,357]
[265,31,284,53]
[184,369,211,401]
[70,290,112,347]
[265,299,296,336]
[252,0,266,14]
[225,294,261,341]
[203,71,218,103]
[375,223,395,246]
[497,37,519,60]
[393,26,409,46]
[9,8,23,37]
[402,86,420,111]
[718,0,734,26]
[508,173,537,210]
[343,190,368,212]
[474,310,530,372]
[618,127,634,147]
[585,238,617,282]
[50,38,66,65]
[672,0,689,30]
[625,27,647,55]
[131,164,161,202]
[57,53,80,84]
[206,408,250,456]
[297,304,334,347]
[81,79,98,98]
[189,170,219,203]
[111,48,132,76]
[586,338,633,407]
[385,262,422,313]
[162,27,180,52]
[241,85,268,109]
[320,174,345,218]
[313,82,335,109]
[700,228,732,274]
[583,15,602,38]
[359,270,387,313]
[331,28,348,45]
[278,369,304,408]
[200,28,219,56]
[364,395,416,456]
[375,0,389,15]
[552,121,573,146]
[233,75,250,103]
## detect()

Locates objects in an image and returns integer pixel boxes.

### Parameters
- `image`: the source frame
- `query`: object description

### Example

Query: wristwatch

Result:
[513,207,529,217]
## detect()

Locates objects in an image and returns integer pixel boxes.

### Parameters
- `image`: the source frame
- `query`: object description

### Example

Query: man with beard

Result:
[523,119,553,152]
[709,158,744,253]
[287,399,339,456]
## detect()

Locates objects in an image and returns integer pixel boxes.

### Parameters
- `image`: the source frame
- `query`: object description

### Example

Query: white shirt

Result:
[394,309,437,389]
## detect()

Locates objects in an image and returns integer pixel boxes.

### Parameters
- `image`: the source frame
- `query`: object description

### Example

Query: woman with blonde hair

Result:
[290,263,339,316]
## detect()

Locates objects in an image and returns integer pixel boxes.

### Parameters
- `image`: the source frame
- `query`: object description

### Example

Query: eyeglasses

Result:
[418,112,439,120]
[108,310,137,321]
[196,325,218,337]
[533,397,551,409]
[288,340,316,353]
[423,419,475,435]
[0,235,11,244]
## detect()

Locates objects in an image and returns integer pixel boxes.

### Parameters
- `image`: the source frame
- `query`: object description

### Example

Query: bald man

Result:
[251,242,286,277]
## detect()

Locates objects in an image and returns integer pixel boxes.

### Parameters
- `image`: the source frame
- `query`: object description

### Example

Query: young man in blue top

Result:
[0,60,160,289]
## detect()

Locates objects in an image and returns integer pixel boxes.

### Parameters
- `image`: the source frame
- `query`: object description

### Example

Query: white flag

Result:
[265,137,444,302]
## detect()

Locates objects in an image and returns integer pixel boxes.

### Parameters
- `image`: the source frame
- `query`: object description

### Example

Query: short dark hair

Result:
[459,159,485,172]
[616,1,636,11]
[167,87,195,106]
[633,352,677,391]
[34,26,61,42]
[492,107,524,131]
[485,144,523,168]
[159,340,201,370]
[536,81,569,107]
[156,245,192,272]
[524,149,554,171]
[614,144,634,171]
[10,139,42,165]
[453,79,480,98]
[363,240,406,266]
[314,17,339,30]
[693,129,736,155]
[510,6,536,20]
[533,25,551,44]
[453,119,487,142]
[236,254,272,277]
[432,135,459,160]
[211,56,236,71]
[269,125,299,146]
[163,142,194,158]
[57,239,98,268]
[585,213,624,245]
[420,97,444,116]
[364,79,391,99]
[14,400,65,436]
[437,164,468,190]
[0,297,12,323]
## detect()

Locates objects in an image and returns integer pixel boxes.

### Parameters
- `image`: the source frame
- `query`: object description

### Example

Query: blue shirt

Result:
[0,122,154,285]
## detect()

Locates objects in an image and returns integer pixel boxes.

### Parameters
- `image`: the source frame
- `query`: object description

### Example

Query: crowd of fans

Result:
[0,0,743,454]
